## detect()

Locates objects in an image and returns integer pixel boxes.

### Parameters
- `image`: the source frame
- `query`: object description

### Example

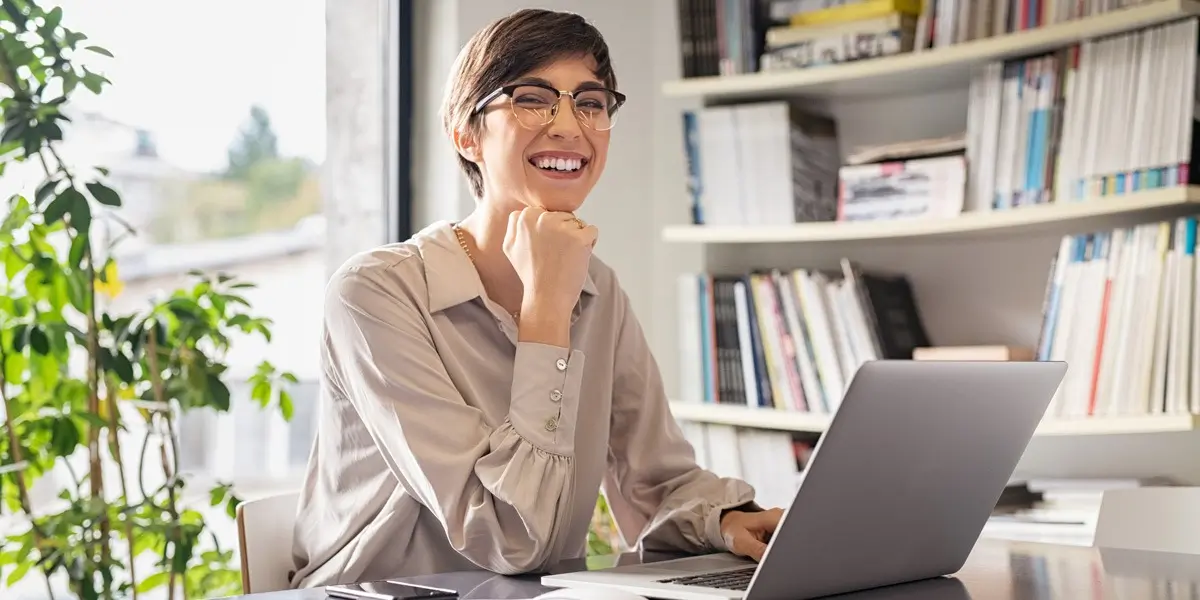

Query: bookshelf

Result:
[669,400,1200,436]
[662,0,1200,102]
[660,0,1200,523]
[663,185,1200,244]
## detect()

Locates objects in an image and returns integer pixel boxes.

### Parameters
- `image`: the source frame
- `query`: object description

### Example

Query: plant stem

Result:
[0,354,34,516]
[104,375,137,600]
[146,329,179,600]
[0,348,55,599]
[136,426,152,501]
[43,572,56,600]
[82,238,109,600]
[61,456,81,492]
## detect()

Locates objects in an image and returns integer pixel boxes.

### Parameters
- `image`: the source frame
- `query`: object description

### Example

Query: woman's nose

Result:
[546,96,583,139]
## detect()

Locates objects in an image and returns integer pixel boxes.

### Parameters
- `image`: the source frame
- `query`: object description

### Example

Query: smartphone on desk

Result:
[325,580,458,600]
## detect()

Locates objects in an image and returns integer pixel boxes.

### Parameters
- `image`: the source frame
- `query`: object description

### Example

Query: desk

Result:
[230,538,1200,599]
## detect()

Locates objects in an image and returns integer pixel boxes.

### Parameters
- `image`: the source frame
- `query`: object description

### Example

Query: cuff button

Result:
[550,389,563,402]
[555,358,568,371]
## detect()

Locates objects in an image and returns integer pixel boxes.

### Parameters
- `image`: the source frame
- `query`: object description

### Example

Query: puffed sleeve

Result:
[324,269,583,575]
[600,286,757,554]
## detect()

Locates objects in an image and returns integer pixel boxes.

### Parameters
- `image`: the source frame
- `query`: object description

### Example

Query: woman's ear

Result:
[453,128,482,164]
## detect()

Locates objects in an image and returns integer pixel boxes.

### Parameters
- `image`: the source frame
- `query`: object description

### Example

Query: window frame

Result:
[386,0,414,243]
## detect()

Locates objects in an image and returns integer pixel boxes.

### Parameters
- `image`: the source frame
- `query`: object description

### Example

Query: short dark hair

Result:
[440,9,618,199]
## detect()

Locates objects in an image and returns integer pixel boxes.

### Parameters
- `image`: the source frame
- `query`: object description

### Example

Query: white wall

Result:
[326,0,391,274]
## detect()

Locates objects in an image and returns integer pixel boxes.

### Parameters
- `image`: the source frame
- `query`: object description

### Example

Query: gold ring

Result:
[571,217,586,229]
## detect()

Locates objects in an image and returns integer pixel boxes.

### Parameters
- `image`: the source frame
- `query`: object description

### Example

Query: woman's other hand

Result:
[503,207,598,344]
[720,508,784,562]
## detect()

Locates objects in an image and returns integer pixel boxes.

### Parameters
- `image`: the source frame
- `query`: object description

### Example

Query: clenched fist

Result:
[503,207,599,320]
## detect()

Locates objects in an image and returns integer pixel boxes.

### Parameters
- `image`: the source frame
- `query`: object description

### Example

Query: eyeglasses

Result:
[473,82,627,131]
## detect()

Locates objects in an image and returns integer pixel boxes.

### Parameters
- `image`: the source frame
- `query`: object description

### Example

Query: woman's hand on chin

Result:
[503,207,598,341]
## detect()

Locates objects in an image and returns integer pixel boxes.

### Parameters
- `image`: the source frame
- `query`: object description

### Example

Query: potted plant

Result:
[0,1,296,598]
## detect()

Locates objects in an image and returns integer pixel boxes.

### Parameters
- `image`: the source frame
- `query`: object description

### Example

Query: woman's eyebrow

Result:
[515,76,606,90]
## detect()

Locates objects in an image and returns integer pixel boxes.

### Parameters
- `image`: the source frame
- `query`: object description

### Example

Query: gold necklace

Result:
[453,223,519,321]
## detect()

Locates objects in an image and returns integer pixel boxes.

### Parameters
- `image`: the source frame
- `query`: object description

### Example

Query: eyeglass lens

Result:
[509,85,620,130]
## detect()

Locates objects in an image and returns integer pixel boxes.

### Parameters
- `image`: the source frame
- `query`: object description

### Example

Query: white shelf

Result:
[671,401,831,432]
[669,401,1200,436]
[662,186,1200,244]
[661,0,1200,102]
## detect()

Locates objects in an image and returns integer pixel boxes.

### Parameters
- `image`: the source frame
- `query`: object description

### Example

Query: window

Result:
[56,0,329,491]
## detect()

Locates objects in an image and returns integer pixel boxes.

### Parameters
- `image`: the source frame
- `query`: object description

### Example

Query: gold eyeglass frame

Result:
[473,82,627,131]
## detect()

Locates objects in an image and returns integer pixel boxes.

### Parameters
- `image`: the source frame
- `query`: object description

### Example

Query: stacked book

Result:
[965,17,1200,211]
[682,101,840,226]
[760,0,920,71]
[837,134,969,222]
[676,259,930,413]
[1037,217,1199,419]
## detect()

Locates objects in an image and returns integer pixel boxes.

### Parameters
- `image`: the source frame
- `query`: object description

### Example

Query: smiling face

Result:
[455,55,613,214]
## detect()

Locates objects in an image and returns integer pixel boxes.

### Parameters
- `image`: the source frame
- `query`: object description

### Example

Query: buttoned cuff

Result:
[509,342,585,456]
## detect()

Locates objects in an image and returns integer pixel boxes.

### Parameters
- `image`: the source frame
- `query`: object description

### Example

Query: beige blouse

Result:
[289,221,756,588]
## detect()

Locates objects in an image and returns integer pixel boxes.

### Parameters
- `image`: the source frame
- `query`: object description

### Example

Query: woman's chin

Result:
[525,193,586,214]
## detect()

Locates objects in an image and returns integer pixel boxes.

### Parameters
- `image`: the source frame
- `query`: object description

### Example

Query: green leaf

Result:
[34,177,58,206]
[111,351,135,383]
[44,6,63,30]
[65,270,90,313]
[282,372,299,384]
[250,379,271,405]
[206,372,231,411]
[50,416,80,456]
[209,485,227,506]
[279,389,294,421]
[0,121,26,145]
[4,559,31,587]
[166,297,204,322]
[40,122,62,142]
[81,69,108,94]
[67,189,92,235]
[0,195,31,237]
[10,324,29,352]
[4,250,24,280]
[41,191,71,225]
[85,45,113,58]
[135,571,170,593]
[68,232,89,270]
[28,326,49,355]
[5,351,26,384]
[85,181,121,207]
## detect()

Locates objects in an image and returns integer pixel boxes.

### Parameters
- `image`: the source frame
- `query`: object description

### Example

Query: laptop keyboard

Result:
[656,566,756,591]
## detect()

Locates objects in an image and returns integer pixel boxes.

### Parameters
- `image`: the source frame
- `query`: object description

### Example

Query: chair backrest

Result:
[236,491,301,594]
[1094,487,1200,554]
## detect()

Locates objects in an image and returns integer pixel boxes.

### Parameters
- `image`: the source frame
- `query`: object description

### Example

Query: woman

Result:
[289,8,782,588]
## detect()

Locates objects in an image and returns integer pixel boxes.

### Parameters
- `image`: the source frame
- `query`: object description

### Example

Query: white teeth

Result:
[533,157,583,172]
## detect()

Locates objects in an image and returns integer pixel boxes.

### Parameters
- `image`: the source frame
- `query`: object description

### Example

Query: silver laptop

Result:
[542,360,1067,600]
